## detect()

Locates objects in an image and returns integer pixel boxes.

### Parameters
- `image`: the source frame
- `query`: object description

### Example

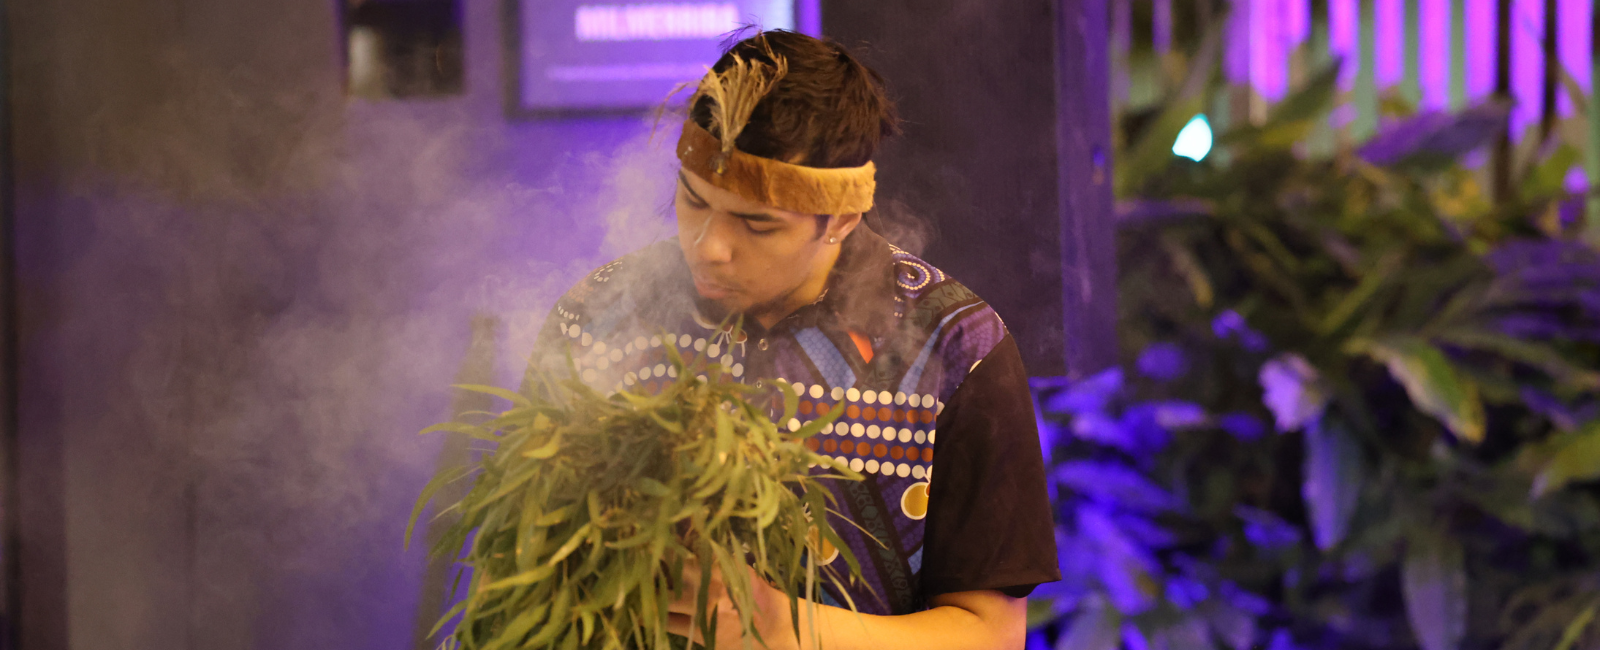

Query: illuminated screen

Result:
[512,1,798,115]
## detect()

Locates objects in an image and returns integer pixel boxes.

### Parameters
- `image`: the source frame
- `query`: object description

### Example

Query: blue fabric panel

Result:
[793,327,856,389]
[896,303,985,395]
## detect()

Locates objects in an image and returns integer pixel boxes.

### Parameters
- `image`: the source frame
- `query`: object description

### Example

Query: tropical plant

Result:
[409,340,865,650]
[1031,65,1600,650]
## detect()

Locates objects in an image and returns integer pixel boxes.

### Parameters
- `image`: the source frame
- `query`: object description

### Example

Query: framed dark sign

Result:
[506,0,812,117]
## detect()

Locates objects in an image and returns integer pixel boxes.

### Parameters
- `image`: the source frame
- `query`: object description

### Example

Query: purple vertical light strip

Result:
[795,0,821,36]
[1251,0,1289,100]
[1510,0,1545,137]
[1556,0,1592,115]
[1250,0,1268,97]
[1466,0,1496,99]
[1226,0,1252,86]
[1288,0,1312,47]
[1154,0,1173,57]
[1419,0,1452,109]
[1375,0,1406,87]
[1330,0,1359,89]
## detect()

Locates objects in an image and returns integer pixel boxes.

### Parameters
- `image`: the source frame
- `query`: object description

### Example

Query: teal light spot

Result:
[1172,114,1213,162]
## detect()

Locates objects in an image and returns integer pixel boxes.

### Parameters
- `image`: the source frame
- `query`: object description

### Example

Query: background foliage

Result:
[1030,63,1600,650]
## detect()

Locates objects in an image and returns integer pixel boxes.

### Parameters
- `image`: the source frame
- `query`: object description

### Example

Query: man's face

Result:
[674,168,839,320]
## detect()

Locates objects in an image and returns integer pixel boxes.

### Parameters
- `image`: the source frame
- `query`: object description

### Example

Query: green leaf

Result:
[1117,94,1207,197]
[523,433,563,459]
[1520,144,1581,201]
[405,464,475,550]
[414,332,867,649]
[1436,329,1600,391]
[481,564,557,592]
[452,383,533,408]
[1349,336,1486,443]
[1402,532,1468,650]
[1317,250,1404,336]
[1268,60,1342,125]
[636,478,671,498]
[548,523,593,565]
[1531,422,1600,497]
[419,421,499,442]
[1302,418,1364,550]
[1553,602,1598,650]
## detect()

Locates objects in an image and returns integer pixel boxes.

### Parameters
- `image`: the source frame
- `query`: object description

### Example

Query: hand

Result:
[666,557,799,650]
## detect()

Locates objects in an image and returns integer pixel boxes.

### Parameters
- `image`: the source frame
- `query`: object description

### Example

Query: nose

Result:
[689,212,734,265]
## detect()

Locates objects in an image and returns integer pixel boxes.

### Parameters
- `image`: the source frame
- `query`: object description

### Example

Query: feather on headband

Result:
[676,49,876,215]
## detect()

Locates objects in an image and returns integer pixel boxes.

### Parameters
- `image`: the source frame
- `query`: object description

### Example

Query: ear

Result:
[825,213,863,242]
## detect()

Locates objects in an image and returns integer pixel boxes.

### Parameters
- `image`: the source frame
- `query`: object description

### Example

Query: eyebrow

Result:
[677,171,779,223]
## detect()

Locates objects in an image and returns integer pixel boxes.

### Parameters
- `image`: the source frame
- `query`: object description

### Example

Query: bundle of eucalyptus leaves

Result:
[408,340,866,650]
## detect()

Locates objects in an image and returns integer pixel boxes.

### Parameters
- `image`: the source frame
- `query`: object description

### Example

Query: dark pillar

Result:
[1055,0,1118,378]
[1492,0,1512,203]
[821,0,1117,378]
[0,0,18,646]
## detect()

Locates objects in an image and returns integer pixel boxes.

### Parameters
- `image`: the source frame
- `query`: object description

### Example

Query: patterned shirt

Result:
[529,225,1060,615]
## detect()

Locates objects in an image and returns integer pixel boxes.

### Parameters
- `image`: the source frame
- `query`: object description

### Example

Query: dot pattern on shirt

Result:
[792,386,941,484]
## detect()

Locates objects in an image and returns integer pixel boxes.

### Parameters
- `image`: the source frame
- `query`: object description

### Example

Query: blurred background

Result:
[0,1,1597,649]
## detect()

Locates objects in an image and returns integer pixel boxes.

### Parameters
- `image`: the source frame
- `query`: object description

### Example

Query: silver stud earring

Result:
[828,237,838,244]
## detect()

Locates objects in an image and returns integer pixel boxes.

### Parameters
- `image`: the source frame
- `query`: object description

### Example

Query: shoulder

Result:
[887,247,1012,395]
[548,240,686,343]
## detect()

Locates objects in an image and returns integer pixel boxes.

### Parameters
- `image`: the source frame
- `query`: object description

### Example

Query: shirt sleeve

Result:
[919,333,1061,599]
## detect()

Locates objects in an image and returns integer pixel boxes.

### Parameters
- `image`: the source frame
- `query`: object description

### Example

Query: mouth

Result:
[691,273,735,300]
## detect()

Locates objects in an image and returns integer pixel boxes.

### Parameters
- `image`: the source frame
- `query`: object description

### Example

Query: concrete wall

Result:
[8,1,665,648]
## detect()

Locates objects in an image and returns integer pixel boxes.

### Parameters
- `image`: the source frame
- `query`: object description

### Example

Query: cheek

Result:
[745,237,819,285]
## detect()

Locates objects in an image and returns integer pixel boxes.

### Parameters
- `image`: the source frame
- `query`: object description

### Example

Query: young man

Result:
[530,30,1058,649]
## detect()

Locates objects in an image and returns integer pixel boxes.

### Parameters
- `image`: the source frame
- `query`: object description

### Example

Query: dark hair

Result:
[691,30,900,170]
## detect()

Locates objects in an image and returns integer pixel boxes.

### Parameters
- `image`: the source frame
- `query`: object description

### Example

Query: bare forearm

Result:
[773,591,1026,650]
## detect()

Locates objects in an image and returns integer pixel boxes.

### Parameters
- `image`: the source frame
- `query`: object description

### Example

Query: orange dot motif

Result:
[846,405,861,419]
[841,440,855,454]
[799,401,813,415]
[901,482,930,520]
[889,446,904,460]
[873,443,888,457]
